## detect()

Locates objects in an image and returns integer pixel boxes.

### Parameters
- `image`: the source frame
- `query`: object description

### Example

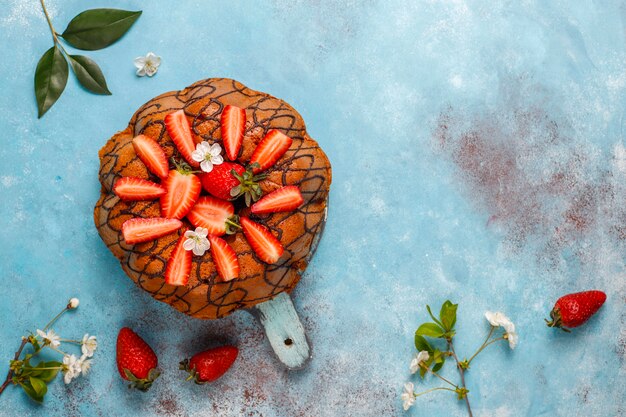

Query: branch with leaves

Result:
[401,301,518,416]
[0,298,98,403]
[35,0,142,117]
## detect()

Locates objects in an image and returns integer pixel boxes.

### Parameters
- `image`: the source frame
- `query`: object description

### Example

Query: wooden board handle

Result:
[251,292,311,370]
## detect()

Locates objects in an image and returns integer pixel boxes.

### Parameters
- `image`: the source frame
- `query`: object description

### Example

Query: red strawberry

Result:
[122,217,182,244]
[200,162,246,200]
[221,105,246,161]
[160,168,201,219]
[209,235,240,281]
[132,134,169,179]
[180,346,238,384]
[240,216,284,264]
[249,129,292,173]
[116,327,160,391]
[546,290,606,331]
[165,230,192,286]
[187,196,238,236]
[165,110,199,167]
[251,185,303,214]
[114,177,166,201]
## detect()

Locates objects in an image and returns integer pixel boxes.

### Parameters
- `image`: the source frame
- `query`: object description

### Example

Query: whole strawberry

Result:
[546,290,606,332]
[116,327,160,391]
[200,162,266,206]
[180,346,238,384]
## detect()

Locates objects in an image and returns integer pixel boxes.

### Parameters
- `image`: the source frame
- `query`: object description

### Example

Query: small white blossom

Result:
[68,298,79,309]
[81,334,98,358]
[78,355,92,375]
[134,52,161,77]
[62,354,82,384]
[36,329,60,348]
[191,142,224,173]
[401,382,416,411]
[409,350,430,374]
[506,331,518,350]
[183,227,210,256]
[485,311,518,350]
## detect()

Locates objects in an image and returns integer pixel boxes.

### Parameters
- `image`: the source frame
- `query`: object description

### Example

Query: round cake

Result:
[94,78,331,319]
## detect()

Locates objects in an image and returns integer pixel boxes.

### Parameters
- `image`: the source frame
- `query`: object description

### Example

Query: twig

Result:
[448,340,473,417]
[0,338,29,397]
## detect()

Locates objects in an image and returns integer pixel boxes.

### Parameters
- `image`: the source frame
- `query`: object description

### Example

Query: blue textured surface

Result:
[1,1,625,416]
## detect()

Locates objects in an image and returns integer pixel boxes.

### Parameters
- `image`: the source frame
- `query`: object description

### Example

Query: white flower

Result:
[485,311,518,350]
[183,227,210,256]
[505,331,518,350]
[134,52,161,77]
[401,382,416,411]
[36,329,60,348]
[409,350,430,374]
[78,355,92,375]
[68,298,79,309]
[62,354,82,384]
[191,142,224,173]
[81,334,98,358]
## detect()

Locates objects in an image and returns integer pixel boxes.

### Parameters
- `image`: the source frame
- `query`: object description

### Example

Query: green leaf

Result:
[432,361,444,373]
[426,305,444,328]
[440,300,458,331]
[37,361,61,382]
[20,381,44,403]
[415,322,445,338]
[68,55,111,95]
[414,335,433,352]
[61,9,142,51]
[34,46,68,118]
[29,377,47,397]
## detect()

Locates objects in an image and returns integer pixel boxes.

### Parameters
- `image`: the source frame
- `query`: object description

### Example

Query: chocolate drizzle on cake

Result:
[94,78,332,319]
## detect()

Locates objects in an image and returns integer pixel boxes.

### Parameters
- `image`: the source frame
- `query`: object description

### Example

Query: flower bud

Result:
[68,298,80,309]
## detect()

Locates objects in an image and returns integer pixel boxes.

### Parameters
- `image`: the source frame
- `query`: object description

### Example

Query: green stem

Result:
[49,346,68,357]
[59,339,82,344]
[420,364,457,388]
[414,387,456,398]
[466,326,495,365]
[22,367,62,371]
[468,336,505,365]
[448,340,473,417]
[39,0,60,45]
[43,306,69,332]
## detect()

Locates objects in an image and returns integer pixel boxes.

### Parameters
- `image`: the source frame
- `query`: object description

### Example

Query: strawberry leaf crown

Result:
[179,359,207,385]
[230,162,267,207]
[123,368,161,391]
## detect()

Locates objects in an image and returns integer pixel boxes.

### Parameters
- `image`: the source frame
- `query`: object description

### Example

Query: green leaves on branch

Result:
[11,353,62,402]
[34,3,141,117]
[413,300,458,378]
[60,9,142,51]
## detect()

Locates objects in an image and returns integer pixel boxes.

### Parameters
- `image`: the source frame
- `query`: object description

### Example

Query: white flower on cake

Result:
[36,329,61,348]
[401,382,416,411]
[81,334,98,358]
[192,142,224,173]
[485,311,518,350]
[409,350,430,374]
[134,52,161,77]
[68,297,79,309]
[62,354,82,384]
[183,227,211,256]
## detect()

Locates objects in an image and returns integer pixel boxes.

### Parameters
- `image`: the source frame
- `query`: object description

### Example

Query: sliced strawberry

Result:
[132,135,169,179]
[165,230,192,286]
[160,169,201,219]
[251,186,303,214]
[187,196,236,236]
[249,129,292,173]
[114,177,166,201]
[122,218,183,244]
[165,110,199,167]
[208,235,240,281]
[240,217,284,264]
[221,105,246,161]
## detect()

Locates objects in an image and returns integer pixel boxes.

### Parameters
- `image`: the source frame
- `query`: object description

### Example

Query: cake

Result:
[94,78,332,319]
